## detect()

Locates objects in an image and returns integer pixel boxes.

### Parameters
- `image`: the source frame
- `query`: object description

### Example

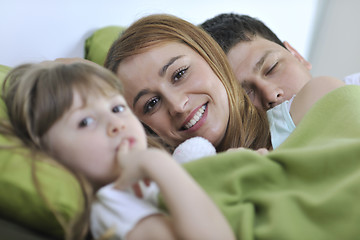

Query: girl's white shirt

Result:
[90,136,216,240]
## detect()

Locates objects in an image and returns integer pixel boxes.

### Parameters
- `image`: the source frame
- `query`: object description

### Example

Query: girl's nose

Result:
[107,117,125,137]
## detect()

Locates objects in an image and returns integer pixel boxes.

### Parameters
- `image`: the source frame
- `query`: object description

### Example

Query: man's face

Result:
[227,37,312,110]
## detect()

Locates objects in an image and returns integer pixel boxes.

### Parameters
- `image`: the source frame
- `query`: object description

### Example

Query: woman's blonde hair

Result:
[105,14,271,151]
[1,61,124,239]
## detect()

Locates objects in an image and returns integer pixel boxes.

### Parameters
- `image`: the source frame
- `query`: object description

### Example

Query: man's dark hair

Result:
[200,13,285,53]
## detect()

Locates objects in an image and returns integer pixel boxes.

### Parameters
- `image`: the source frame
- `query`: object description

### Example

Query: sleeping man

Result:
[201,13,360,110]
[201,13,360,148]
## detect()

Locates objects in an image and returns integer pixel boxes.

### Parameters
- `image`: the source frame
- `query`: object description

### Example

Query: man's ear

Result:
[283,41,312,70]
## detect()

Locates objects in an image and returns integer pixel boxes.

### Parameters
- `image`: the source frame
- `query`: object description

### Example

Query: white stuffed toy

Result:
[172,136,216,164]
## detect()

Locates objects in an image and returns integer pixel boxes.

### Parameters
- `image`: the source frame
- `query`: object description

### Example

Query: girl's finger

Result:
[117,139,130,156]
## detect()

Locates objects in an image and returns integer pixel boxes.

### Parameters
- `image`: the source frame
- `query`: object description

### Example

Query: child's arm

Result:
[290,76,345,125]
[115,146,235,240]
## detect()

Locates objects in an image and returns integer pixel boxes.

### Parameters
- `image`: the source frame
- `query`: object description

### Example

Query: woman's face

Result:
[117,42,229,148]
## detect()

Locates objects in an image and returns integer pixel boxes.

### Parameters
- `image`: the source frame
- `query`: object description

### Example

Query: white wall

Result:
[0,0,318,67]
[308,0,360,79]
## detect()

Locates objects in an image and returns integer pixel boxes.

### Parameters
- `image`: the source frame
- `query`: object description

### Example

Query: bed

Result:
[1,25,360,239]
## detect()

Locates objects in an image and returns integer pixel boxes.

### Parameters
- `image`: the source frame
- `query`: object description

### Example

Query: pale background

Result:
[308,0,360,79]
[0,0,359,79]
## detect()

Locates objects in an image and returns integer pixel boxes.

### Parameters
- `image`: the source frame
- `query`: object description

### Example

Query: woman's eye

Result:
[173,67,188,82]
[113,104,125,113]
[79,117,94,128]
[143,97,160,114]
[266,62,278,76]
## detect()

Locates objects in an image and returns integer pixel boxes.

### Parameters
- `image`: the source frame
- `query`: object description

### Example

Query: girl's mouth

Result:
[181,103,207,130]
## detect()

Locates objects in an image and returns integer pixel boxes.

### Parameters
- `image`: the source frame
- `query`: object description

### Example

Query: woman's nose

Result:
[166,91,189,117]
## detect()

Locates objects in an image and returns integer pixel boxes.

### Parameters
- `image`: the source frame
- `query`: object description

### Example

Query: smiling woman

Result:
[117,42,230,148]
[105,14,271,152]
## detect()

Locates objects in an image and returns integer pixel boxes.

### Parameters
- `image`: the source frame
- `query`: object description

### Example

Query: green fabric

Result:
[0,65,11,119]
[173,85,360,240]
[85,26,125,66]
[0,65,84,238]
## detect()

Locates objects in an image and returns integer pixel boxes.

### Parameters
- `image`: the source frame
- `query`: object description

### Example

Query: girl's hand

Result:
[114,142,166,197]
[113,140,150,192]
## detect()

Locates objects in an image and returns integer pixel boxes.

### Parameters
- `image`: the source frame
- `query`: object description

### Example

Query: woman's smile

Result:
[181,103,207,131]
[118,42,229,148]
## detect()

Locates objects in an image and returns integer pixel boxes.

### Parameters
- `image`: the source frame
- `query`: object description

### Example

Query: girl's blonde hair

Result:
[105,14,271,151]
[1,61,124,239]
[3,61,124,150]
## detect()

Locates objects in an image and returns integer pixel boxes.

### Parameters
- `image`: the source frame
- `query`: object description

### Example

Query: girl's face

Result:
[117,42,229,148]
[44,80,147,189]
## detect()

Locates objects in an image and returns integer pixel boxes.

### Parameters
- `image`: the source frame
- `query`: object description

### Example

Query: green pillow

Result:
[85,26,126,66]
[0,65,11,119]
[0,65,84,238]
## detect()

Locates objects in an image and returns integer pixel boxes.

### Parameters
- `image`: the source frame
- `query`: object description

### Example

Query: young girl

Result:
[1,61,235,240]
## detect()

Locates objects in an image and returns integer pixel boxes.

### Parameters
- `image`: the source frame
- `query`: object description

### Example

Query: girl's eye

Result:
[113,104,125,113]
[79,117,94,128]
[265,62,278,76]
[172,67,189,82]
[143,97,160,114]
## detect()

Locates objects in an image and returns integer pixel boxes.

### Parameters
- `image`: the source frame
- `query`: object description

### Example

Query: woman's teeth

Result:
[184,104,206,129]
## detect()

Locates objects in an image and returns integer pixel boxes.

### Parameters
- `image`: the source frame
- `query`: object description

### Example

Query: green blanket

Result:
[179,85,360,240]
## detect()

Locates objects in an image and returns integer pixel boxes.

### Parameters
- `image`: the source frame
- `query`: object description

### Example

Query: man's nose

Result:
[256,81,284,110]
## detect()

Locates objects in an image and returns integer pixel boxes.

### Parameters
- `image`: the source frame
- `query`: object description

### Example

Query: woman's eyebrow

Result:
[133,89,150,108]
[159,55,183,77]
[133,55,185,108]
